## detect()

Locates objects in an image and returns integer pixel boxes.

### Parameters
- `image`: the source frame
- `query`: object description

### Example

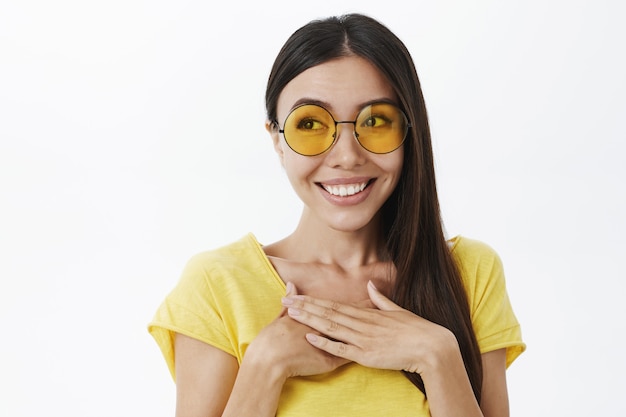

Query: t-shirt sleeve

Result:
[454,238,526,368]
[147,253,235,380]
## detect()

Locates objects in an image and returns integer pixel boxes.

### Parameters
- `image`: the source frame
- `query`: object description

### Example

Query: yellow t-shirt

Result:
[148,234,525,416]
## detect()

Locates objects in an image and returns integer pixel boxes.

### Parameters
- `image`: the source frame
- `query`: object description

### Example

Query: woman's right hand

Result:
[244,282,351,379]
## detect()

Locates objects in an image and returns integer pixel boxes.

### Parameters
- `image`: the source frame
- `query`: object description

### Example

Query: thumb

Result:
[367,281,402,311]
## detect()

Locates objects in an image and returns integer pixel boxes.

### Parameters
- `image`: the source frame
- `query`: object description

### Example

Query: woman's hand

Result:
[244,282,351,380]
[281,281,459,376]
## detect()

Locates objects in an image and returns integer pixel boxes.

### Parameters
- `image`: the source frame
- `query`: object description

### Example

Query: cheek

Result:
[378,152,404,195]
[282,152,318,181]
[379,151,404,179]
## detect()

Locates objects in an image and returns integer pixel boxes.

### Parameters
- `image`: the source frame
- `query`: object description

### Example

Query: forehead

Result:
[276,56,397,118]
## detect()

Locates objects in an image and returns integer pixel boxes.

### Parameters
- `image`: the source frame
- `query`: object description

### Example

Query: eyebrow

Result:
[289,97,400,113]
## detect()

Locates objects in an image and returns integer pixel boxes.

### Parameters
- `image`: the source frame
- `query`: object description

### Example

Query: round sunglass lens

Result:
[283,105,335,156]
[356,104,407,153]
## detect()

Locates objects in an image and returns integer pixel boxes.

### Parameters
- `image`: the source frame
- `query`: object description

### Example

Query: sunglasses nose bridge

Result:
[334,120,359,141]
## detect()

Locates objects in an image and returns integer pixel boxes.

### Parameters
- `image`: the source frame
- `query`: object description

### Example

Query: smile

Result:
[320,181,369,197]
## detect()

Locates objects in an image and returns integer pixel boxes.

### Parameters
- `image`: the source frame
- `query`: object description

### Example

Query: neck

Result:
[284,211,387,270]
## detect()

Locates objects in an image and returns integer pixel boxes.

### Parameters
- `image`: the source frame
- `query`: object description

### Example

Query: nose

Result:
[325,122,366,168]
[336,121,359,141]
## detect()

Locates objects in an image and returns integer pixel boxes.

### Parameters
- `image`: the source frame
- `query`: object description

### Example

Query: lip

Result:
[318,176,372,186]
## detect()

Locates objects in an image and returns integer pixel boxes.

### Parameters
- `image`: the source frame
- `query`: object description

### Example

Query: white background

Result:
[1,0,624,416]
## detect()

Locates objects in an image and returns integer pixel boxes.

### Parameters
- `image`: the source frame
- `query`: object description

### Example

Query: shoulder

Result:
[148,234,269,365]
[449,235,500,261]
[183,234,264,275]
[448,236,507,308]
[449,236,526,362]
[187,233,261,265]
[449,236,503,279]
[175,233,270,293]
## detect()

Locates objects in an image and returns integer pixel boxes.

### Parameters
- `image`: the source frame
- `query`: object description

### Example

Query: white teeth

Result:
[323,182,368,197]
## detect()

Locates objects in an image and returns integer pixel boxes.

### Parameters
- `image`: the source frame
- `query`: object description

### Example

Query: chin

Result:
[325,214,379,234]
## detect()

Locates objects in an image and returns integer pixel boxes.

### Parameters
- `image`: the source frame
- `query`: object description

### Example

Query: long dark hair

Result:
[265,14,483,403]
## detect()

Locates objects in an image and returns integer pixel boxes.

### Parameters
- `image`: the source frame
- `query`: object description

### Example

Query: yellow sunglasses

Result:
[278,102,410,156]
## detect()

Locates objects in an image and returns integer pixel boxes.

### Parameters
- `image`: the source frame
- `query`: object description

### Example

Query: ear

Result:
[266,120,285,167]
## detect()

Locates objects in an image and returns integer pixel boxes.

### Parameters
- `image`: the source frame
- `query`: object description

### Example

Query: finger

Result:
[367,281,403,312]
[284,295,365,320]
[305,333,357,361]
[279,282,297,316]
[284,293,383,335]
[286,304,360,343]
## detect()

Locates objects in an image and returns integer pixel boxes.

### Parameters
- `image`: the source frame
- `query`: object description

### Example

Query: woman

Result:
[149,13,525,417]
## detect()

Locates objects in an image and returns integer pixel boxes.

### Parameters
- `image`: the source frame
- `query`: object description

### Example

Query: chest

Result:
[269,258,393,304]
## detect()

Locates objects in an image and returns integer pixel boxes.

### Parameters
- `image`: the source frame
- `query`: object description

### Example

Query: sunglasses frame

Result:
[278,102,411,156]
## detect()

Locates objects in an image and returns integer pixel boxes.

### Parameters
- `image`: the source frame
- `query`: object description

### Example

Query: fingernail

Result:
[305,333,318,343]
[368,280,378,291]
[287,307,300,316]
[281,297,293,305]
[285,282,294,294]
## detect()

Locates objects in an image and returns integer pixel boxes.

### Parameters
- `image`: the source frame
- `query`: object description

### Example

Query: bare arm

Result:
[174,329,299,417]
[174,334,239,417]
[418,345,509,416]
[418,331,483,417]
[175,331,292,417]
[479,349,509,417]
[417,347,509,417]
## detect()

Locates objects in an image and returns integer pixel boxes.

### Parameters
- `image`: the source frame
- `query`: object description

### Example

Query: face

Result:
[267,56,404,233]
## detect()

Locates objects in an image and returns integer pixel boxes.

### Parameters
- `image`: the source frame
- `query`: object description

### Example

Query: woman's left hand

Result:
[281,281,459,375]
